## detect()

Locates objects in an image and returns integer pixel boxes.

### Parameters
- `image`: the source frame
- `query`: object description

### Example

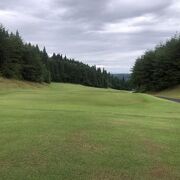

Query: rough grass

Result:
[0,79,180,179]
[152,85,180,99]
[0,77,46,90]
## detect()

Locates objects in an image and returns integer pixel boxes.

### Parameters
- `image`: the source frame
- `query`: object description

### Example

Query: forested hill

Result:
[132,35,180,92]
[112,74,131,81]
[0,25,131,90]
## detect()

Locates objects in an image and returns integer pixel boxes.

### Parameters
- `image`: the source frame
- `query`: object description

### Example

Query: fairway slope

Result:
[152,85,180,99]
[0,82,179,180]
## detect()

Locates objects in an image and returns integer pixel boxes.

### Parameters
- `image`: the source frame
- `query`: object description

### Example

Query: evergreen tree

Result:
[132,35,180,91]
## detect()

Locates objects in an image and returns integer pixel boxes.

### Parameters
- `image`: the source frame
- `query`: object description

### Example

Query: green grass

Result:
[152,85,180,99]
[0,79,180,180]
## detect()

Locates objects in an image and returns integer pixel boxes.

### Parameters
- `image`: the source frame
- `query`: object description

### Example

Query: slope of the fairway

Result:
[0,82,180,180]
[153,85,180,99]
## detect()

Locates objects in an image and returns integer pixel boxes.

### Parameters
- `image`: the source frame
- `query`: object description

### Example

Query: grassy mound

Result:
[153,85,180,99]
[0,81,179,179]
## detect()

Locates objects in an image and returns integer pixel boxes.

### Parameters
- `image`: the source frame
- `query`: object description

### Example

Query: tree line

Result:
[131,35,180,92]
[49,53,132,89]
[0,25,50,83]
[0,25,131,90]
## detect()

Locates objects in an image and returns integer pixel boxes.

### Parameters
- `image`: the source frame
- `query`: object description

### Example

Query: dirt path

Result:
[157,96,180,103]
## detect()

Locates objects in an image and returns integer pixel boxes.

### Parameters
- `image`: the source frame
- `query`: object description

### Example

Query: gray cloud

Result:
[0,0,179,73]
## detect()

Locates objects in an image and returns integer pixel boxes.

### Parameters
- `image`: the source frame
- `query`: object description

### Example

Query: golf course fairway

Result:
[0,81,179,180]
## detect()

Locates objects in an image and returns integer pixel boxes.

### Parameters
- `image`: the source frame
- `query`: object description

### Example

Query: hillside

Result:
[0,79,179,179]
[0,78,46,93]
[153,85,180,99]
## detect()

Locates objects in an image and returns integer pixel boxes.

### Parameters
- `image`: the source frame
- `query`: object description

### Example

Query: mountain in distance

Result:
[112,73,131,81]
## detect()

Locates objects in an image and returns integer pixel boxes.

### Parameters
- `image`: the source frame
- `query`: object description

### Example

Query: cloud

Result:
[0,0,179,73]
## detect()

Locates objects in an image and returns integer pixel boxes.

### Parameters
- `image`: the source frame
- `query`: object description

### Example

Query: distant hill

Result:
[112,74,131,81]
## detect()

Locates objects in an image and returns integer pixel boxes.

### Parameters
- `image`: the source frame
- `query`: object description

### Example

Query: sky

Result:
[0,0,180,73]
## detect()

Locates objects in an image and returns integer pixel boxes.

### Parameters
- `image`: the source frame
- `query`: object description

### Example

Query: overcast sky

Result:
[0,0,180,73]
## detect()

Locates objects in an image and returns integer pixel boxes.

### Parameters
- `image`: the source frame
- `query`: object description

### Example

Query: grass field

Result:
[0,79,180,180]
[152,85,180,99]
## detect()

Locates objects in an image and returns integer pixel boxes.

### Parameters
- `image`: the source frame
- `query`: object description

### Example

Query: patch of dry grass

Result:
[0,77,46,90]
[151,85,180,99]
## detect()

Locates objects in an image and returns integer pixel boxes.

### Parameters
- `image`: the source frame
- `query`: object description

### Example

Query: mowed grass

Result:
[0,80,180,180]
[152,85,180,99]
